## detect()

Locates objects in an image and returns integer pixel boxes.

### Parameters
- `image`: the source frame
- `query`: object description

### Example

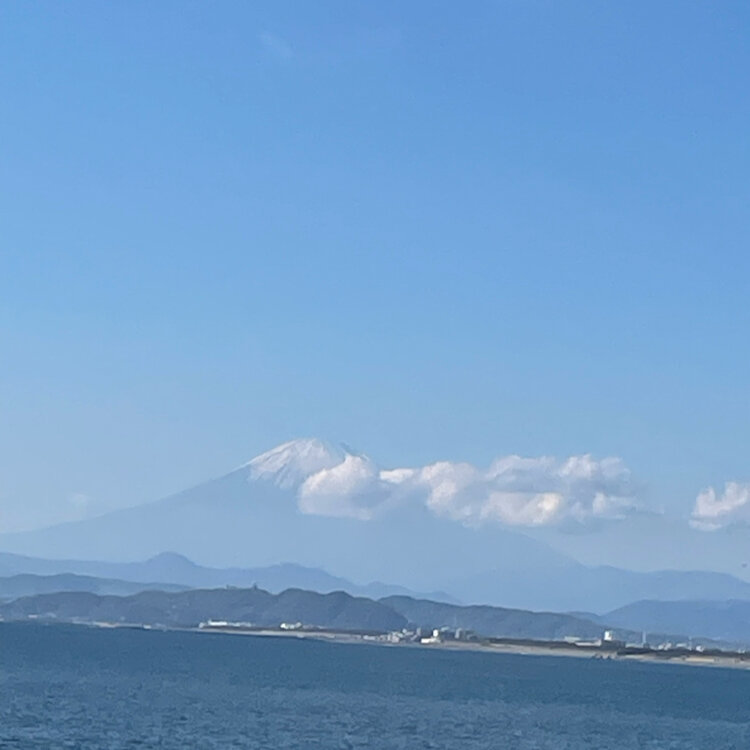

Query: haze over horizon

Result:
[2,2,749,574]
[2,436,749,581]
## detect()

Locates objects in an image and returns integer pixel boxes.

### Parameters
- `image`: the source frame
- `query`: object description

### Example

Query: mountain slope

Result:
[13,585,750,646]
[450,565,750,613]
[601,600,750,645]
[381,596,615,641]
[4,438,750,614]
[0,586,618,641]
[0,587,407,632]
[242,438,348,489]
[0,573,185,601]
[0,551,456,603]
[0,439,571,594]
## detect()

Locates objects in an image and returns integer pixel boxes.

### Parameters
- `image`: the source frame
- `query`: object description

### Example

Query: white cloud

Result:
[404,454,635,528]
[295,450,637,528]
[298,454,391,520]
[691,482,750,530]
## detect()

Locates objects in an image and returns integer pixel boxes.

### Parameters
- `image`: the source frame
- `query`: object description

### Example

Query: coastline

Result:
[190,624,750,671]
[5,618,748,671]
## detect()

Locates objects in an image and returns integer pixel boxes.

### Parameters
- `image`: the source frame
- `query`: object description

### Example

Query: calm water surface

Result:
[1,622,749,748]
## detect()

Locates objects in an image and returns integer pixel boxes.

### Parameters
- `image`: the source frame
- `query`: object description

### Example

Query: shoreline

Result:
[5,619,749,671]
[190,624,750,671]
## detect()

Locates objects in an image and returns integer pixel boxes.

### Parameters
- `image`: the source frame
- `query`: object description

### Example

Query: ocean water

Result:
[1,623,749,749]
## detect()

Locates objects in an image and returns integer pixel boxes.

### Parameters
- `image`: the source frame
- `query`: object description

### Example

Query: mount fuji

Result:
[0,438,568,594]
[6,438,750,612]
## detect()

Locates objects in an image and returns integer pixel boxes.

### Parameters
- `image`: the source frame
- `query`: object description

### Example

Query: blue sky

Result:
[1,2,749,547]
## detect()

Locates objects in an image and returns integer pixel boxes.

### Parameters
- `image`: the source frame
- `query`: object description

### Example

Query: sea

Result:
[1,622,749,749]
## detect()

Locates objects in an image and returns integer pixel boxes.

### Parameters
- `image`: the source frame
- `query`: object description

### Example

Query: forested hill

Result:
[0,586,620,641]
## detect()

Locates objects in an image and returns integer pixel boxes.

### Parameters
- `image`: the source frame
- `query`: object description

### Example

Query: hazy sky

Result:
[1,2,749,541]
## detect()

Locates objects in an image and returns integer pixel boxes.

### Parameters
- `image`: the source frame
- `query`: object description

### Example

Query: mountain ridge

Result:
[0,442,572,595]
[0,551,457,603]
[0,573,187,601]
[4,439,750,613]
[598,599,750,645]
[0,587,407,633]
[0,586,628,642]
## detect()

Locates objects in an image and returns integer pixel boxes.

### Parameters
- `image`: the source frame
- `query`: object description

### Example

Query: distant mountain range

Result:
[3,438,750,613]
[450,565,750,613]
[3,567,750,645]
[0,588,407,633]
[0,551,455,603]
[593,599,750,646]
[0,439,571,597]
[0,573,186,601]
[381,596,609,641]
[0,586,632,642]
[4,546,750,615]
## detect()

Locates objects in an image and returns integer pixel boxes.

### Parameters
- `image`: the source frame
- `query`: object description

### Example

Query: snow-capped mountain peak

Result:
[243,438,350,489]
